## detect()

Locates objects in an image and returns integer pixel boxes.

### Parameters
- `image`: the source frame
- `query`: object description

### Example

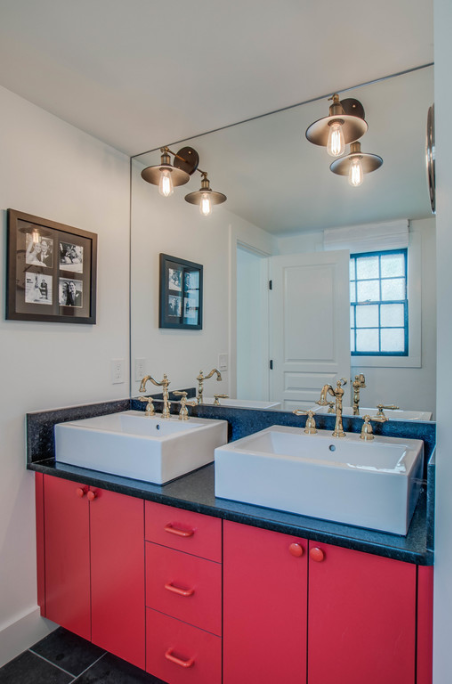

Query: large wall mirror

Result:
[130,64,435,419]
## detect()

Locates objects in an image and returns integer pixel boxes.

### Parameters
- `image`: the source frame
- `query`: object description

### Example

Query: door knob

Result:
[310,547,325,562]
[87,490,97,501]
[289,542,304,557]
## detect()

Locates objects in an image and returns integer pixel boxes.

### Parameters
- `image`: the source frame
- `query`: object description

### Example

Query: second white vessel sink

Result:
[55,410,228,484]
[215,425,424,535]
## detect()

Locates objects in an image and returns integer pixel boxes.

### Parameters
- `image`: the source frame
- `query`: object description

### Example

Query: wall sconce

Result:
[305,95,368,156]
[330,141,383,187]
[141,146,226,215]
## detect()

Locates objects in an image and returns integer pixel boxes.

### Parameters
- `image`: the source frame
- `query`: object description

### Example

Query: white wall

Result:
[274,218,437,415]
[130,158,275,400]
[433,2,452,681]
[0,86,130,665]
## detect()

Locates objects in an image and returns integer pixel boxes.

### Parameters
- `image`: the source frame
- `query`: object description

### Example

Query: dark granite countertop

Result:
[27,397,435,566]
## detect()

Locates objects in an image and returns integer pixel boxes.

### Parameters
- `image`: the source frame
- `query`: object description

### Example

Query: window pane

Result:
[381,328,405,352]
[381,304,404,327]
[356,304,379,328]
[357,279,379,302]
[381,278,405,301]
[356,329,379,352]
[350,282,356,303]
[350,329,355,352]
[349,259,355,280]
[356,256,379,280]
[381,253,405,278]
[350,306,355,328]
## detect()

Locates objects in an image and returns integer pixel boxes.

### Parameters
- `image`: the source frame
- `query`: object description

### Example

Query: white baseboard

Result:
[0,606,58,668]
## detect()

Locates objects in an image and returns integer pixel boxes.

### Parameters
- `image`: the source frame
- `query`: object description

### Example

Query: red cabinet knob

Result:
[87,490,97,501]
[289,542,304,557]
[310,547,325,562]
[75,487,86,498]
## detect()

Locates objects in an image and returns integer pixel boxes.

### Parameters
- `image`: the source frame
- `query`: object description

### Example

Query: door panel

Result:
[44,475,90,640]
[270,250,350,410]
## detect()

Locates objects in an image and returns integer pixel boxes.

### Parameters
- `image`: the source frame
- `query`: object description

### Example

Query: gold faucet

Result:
[375,403,400,419]
[360,414,388,441]
[352,373,366,415]
[316,379,347,437]
[293,409,317,434]
[139,374,171,418]
[196,368,222,404]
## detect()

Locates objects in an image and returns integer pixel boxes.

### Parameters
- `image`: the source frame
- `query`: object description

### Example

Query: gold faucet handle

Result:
[138,396,155,416]
[213,394,229,406]
[339,377,348,386]
[360,414,388,441]
[173,391,197,420]
[376,403,399,418]
[293,409,317,434]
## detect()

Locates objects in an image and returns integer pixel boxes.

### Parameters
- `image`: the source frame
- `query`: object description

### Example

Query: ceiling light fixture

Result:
[141,145,226,216]
[329,141,383,187]
[305,94,368,156]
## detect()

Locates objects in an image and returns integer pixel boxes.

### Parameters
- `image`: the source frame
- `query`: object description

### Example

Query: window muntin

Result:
[350,249,408,356]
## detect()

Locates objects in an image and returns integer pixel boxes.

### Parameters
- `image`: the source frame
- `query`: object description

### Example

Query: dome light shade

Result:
[306,94,368,150]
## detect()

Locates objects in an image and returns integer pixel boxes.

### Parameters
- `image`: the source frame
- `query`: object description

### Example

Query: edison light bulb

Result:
[327,121,345,157]
[349,157,364,187]
[32,228,41,244]
[159,169,173,197]
[200,192,212,217]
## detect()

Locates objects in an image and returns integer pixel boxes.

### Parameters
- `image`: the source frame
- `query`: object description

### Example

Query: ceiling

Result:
[0,0,434,157]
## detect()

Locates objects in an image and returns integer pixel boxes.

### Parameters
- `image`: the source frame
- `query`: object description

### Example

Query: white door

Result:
[269,250,350,411]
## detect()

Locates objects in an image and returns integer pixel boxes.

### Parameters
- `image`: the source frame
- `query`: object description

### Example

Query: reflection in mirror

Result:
[131,64,435,420]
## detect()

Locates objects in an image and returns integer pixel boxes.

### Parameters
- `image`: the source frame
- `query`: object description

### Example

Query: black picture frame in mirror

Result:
[159,253,203,330]
[6,208,97,324]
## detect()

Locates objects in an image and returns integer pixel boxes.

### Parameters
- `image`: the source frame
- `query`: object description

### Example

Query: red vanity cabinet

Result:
[223,520,308,684]
[37,474,145,669]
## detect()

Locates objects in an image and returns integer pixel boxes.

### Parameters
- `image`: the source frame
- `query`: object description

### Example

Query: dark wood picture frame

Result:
[159,253,203,330]
[6,209,97,324]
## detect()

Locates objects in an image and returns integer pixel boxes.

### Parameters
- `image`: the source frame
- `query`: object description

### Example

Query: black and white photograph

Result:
[159,253,203,329]
[59,278,83,307]
[25,233,54,267]
[60,241,84,273]
[25,273,53,305]
[168,294,182,317]
[168,267,182,291]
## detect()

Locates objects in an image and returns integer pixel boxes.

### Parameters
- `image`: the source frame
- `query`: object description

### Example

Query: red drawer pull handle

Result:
[87,490,97,501]
[164,524,195,538]
[310,546,325,562]
[165,649,195,668]
[75,487,87,498]
[164,582,195,597]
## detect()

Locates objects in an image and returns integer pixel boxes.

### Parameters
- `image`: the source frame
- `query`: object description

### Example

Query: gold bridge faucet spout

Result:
[197,368,222,404]
[139,374,171,418]
[316,378,347,437]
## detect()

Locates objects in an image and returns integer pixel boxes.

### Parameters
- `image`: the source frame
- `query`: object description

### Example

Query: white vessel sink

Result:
[312,406,432,421]
[215,426,424,535]
[194,397,281,410]
[55,410,228,484]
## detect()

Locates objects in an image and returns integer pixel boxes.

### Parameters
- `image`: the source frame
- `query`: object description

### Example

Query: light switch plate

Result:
[135,358,146,382]
[111,358,125,384]
[218,353,228,372]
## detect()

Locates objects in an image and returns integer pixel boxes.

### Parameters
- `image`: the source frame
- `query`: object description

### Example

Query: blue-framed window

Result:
[350,249,408,356]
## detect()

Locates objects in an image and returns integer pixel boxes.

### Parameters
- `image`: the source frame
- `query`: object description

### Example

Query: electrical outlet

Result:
[111,358,125,384]
[135,358,146,382]
[218,353,228,372]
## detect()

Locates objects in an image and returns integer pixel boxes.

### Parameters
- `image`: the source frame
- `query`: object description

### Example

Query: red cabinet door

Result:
[308,540,416,684]
[223,521,308,684]
[44,475,91,640]
[89,487,145,670]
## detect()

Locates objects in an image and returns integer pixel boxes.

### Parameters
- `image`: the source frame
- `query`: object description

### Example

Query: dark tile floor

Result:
[0,627,164,684]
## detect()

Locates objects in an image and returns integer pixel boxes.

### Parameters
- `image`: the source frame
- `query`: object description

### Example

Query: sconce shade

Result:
[306,96,368,148]
[185,173,227,207]
[141,147,199,187]
[329,142,383,176]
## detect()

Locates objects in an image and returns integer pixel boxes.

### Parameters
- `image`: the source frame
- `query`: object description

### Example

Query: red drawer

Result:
[146,608,222,684]
[146,542,222,636]
[145,501,222,562]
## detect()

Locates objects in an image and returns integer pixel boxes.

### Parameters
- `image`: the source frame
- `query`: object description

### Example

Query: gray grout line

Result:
[28,648,75,678]
[68,652,107,684]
